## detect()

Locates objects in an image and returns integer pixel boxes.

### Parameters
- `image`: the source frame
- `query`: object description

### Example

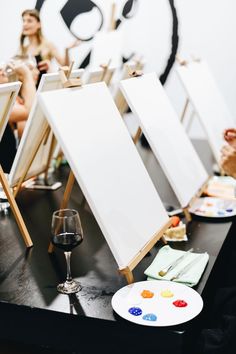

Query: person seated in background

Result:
[0,62,36,173]
[220,128,236,178]
[18,9,80,83]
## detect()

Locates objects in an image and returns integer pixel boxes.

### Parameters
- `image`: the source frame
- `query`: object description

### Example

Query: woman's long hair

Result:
[20,9,43,54]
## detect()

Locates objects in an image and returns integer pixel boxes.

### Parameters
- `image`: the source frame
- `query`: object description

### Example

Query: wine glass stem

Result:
[64,251,72,282]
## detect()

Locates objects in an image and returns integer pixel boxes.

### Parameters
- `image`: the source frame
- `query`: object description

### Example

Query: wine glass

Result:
[51,209,83,294]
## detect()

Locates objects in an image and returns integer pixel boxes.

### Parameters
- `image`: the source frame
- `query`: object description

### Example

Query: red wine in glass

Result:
[51,232,83,252]
[51,209,83,294]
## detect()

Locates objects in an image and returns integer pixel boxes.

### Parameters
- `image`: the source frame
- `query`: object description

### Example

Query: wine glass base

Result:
[57,280,81,294]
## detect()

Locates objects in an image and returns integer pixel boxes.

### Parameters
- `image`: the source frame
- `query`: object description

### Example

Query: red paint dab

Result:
[173,299,188,307]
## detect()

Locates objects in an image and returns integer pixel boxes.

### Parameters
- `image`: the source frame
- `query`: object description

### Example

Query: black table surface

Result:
[0,139,234,354]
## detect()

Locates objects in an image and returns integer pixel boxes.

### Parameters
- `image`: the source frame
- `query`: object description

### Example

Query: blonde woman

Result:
[19,9,79,76]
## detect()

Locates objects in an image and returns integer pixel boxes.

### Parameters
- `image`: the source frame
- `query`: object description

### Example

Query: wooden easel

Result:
[176,55,226,176]
[99,59,113,85]
[0,83,33,248]
[109,2,116,31]
[119,219,171,283]
[122,71,219,222]
[122,67,145,145]
[48,65,83,253]
[175,56,193,127]
[48,159,171,283]
[45,73,172,286]
[48,166,171,283]
[115,59,144,117]
[13,62,82,197]
[0,165,33,247]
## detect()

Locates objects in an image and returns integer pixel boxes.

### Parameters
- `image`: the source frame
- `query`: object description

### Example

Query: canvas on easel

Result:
[175,59,235,166]
[9,69,84,195]
[0,81,32,247]
[38,81,171,283]
[120,72,210,215]
[89,30,123,72]
[0,82,21,140]
[85,64,116,86]
[114,59,145,116]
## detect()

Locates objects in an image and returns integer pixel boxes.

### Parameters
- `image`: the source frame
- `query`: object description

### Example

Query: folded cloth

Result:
[144,245,209,287]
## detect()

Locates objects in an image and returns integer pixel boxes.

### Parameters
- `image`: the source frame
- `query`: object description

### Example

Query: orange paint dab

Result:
[141,290,154,298]
[171,216,180,227]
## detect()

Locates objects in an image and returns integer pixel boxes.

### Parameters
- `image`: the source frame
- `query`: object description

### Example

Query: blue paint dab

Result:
[142,313,157,322]
[226,208,233,213]
[128,307,142,316]
[217,210,225,216]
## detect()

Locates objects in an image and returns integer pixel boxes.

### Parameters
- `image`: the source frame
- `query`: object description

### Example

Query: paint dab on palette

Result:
[141,290,154,298]
[161,289,174,298]
[143,313,157,321]
[204,212,214,217]
[128,307,142,316]
[217,210,225,216]
[111,280,203,326]
[189,197,236,218]
[173,299,188,308]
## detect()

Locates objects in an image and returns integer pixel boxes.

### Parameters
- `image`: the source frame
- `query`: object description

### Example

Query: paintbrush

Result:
[170,252,207,281]
[158,248,193,277]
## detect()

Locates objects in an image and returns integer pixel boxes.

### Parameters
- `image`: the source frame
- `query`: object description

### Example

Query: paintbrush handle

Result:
[158,248,193,276]
[171,253,206,281]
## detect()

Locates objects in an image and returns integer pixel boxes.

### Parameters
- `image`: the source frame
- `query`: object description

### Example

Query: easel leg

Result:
[120,267,134,284]
[220,168,226,176]
[48,169,75,253]
[161,235,167,244]
[14,126,50,198]
[186,110,195,134]
[0,165,33,248]
[180,98,189,123]
[100,59,112,82]
[125,271,134,284]
[183,207,192,222]
[133,127,142,144]
[44,134,57,184]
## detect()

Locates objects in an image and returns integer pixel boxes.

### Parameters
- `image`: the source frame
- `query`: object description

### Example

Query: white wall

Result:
[166,0,236,137]
[1,0,236,137]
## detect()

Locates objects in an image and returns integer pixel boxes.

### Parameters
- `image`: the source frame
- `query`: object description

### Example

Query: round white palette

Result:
[189,197,236,218]
[111,280,203,327]
[205,176,236,199]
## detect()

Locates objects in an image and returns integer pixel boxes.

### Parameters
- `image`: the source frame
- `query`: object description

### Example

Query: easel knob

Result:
[58,62,82,88]
[176,55,188,66]
[127,66,143,78]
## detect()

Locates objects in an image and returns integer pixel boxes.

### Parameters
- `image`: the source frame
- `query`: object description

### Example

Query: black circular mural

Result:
[35,0,179,85]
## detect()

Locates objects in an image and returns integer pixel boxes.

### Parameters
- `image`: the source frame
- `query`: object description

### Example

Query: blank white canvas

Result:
[89,31,122,71]
[0,82,21,141]
[9,69,84,187]
[84,66,115,85]
[113,60,141,108]
[176,60,235,164]
[38,82,169,270]
[120,72,209,208]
